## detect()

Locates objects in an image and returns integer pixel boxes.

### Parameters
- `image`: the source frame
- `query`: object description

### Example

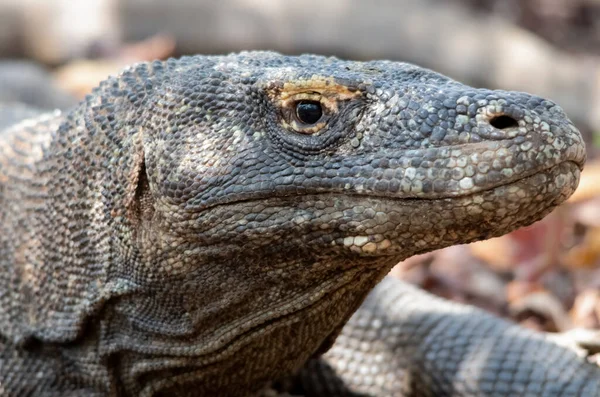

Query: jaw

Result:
[126,158,578,353]
[331,160,581,257]
[119,161,580,396]
[188,160,580,261]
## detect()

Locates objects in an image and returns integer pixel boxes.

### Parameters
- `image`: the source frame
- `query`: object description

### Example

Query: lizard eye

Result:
[278,93,333,135]
[295,100,323,125]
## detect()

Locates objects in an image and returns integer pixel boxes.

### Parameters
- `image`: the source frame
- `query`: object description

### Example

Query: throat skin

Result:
[115,258,395,396]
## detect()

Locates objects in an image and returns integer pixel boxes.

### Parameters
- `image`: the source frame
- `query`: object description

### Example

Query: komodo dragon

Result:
[0,52,598,396]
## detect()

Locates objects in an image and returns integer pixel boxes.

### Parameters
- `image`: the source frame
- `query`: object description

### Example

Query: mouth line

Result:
[360,159,580,202]
[201,160,580,212]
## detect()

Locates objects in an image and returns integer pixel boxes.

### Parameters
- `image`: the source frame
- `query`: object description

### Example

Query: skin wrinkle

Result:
[0,51,593,396]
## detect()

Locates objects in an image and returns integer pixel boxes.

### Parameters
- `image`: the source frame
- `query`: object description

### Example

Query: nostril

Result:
[489,115,519,130]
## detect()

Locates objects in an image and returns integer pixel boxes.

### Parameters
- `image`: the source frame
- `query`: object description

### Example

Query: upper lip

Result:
[194,160,582,215]
[189,135,586,212]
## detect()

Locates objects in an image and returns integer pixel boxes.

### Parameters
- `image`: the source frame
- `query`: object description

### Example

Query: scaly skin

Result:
[0,52,593,396]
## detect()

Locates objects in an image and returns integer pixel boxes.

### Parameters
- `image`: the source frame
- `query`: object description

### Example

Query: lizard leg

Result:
[296,277,600,396]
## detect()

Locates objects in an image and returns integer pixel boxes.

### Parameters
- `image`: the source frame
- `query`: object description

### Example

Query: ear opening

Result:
[126,155,154,225]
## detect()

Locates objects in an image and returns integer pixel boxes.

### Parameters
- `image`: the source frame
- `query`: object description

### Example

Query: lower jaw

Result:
[375,160,580,257]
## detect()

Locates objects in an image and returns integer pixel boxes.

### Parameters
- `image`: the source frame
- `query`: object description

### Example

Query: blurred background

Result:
[1,0,599,351]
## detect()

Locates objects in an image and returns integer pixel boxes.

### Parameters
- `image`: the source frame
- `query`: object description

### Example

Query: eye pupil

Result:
[295,100,323,124]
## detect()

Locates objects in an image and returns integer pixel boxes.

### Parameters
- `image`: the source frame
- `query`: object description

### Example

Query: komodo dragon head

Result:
[31,52,586,395]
